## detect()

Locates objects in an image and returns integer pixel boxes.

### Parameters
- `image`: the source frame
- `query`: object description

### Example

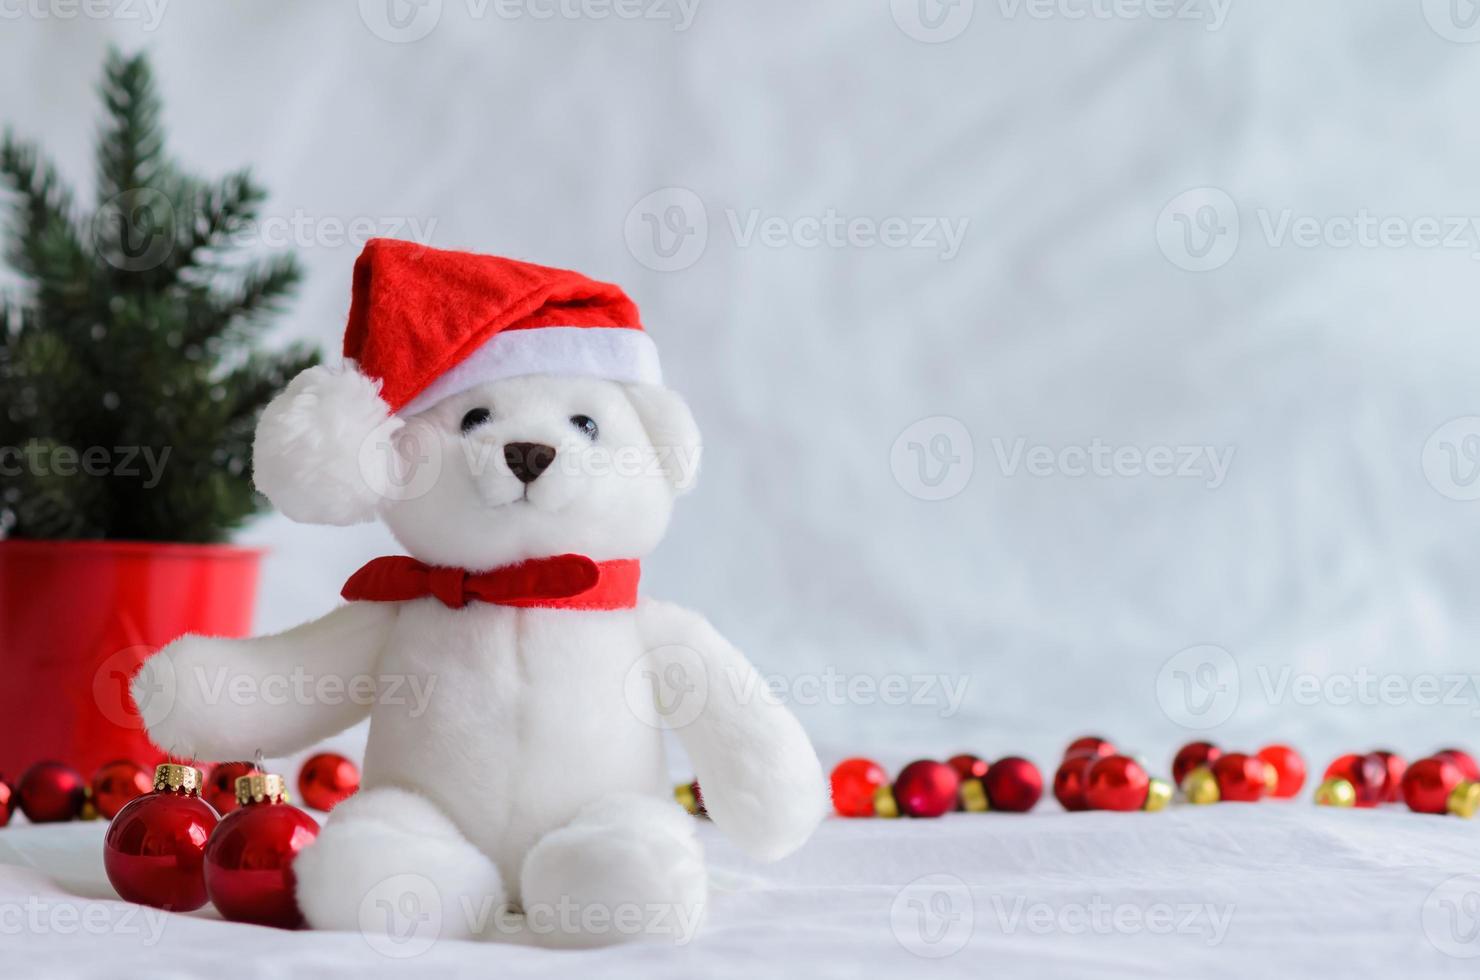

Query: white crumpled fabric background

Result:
[3,0,1480,975]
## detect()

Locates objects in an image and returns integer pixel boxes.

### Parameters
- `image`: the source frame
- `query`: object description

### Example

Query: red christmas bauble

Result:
[1064,736,1116,760]
[947,753,989,782]
[18,761,87,823]
[204,762,260,815]
[298,753,360,812]
[1435,748,1480,783]
[1255,745,1305,799]
[830,758,888,817]
[1053,754,1095,811]
[1325,753,1385,808]
[1172,741,1222,788]
[205,777,320,928]
[1211,753,1267,802]
[983,756,1042,812]
[91,760,153,820]
[0,775,13,828]
[892,760,960,818]
[103,766,219,911]
[1370,750,1406,803]
[1402,757,1464,814]
[1084,755,1150,811]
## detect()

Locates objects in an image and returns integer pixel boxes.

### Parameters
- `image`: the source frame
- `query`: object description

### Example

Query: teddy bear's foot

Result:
[294,785,506,942]
[519,792,707,948]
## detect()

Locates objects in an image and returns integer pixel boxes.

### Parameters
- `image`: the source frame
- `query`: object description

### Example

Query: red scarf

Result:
[341,554,639,610]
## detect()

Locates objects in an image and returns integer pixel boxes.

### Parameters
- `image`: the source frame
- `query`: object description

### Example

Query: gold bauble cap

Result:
[1447,781,1480,819]
[674,782,703,816]
[235,772,289,806]
[1143,777,1173,812]
[1314,776,1356,807]
[153,764,204,795]
[1182,766,1221,805]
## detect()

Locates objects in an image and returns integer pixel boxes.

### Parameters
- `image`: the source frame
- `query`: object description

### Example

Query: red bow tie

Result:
[341,554,640,610]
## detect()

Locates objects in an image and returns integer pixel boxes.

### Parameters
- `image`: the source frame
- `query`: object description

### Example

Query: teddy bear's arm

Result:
[636,598,828,862]
[132,601,400,762]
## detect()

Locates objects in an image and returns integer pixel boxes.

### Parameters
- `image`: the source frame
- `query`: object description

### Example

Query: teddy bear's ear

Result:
[253,361,402,525]
[624,384,702,494]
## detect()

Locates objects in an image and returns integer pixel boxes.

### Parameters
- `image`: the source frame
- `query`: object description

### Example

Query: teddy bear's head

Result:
[251,240,701,570]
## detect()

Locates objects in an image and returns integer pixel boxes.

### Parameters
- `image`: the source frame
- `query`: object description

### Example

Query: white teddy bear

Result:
[133,239,828,946]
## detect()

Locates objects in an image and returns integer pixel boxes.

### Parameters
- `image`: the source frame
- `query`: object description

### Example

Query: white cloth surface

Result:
[2,803,1479,978]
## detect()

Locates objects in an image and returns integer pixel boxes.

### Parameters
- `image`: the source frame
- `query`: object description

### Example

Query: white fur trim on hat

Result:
[253,363,399,526]
[398,326,662,417]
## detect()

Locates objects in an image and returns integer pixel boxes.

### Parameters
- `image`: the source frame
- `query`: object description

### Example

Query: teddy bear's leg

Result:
[294,785,505,941]
[519,793,707,948]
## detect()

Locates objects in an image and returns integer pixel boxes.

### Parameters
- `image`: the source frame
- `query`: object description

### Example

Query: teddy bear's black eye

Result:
[570,415,598,440]
[460,408,492,433]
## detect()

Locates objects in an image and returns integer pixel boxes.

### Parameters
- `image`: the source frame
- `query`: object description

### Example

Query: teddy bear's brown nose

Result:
[504,442,557,483]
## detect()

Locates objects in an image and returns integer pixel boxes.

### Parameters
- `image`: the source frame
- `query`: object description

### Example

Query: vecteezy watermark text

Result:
[0,442,171,489]
[991,437,1235,489]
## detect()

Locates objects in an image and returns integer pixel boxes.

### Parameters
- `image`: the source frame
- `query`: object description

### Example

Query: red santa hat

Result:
[347,237,660,414]
[252,239,670,525]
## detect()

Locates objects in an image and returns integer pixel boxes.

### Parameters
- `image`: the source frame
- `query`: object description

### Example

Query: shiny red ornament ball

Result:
[1370,750,1406,803]
[1084,755,1150,811]
[0,775,13,828]
[892,760,960,818]
[17,761,87,823]
[1054,754,1095,811]
[1255,745,1305,799]
[91,760,153,820]
[104,779,219,911]
[1065,736,1116,760]
[1403,757,1464,814]
[298,753,360,812]
[1172,741,1222,788]
[1435,748,1480,783]
[205,794,320,928]
[947,753,989,782]
[1211,753,1267,802]
[830,758,888,817]
[983,756,1042,812]
[205,762,260,815]
[1325,753,1386,808]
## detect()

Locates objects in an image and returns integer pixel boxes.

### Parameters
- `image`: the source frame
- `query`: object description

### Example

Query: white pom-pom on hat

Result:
[252,361,400,526]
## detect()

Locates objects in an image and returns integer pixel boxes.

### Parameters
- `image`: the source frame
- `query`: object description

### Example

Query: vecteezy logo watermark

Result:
[1422,0,1480,43]
[990,437,1234,489]
[624,644,710,730]
[624,188,709,272]
[891,0,975,43]
[0,897,168,943]
[1423,417,1480,501]
[1423,874,1480,958]
[623,189,970,271]
[360,874,443,958]
[0,442,171,489]
[1254,666,1480,716]
[95,646,172,731]
[995,0,1231,31]
[91,189,438,273]
[989,895,1234,945]
[1156,644,1240,730]
[1159,187,1480,271]
[1156,187,1240,272]
[891,416,974,501]
[357,0,698,42]
[891,874,974,957]
[0,0,169,30]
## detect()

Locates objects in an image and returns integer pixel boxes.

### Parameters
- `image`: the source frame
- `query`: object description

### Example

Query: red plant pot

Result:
[0,540,261,778]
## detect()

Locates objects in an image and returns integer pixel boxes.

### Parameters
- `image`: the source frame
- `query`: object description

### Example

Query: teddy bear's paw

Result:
[294,786,505,943]
[519,793,708,948]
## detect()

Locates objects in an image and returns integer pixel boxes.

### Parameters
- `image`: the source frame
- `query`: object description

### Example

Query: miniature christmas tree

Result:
[0,49,318,541]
